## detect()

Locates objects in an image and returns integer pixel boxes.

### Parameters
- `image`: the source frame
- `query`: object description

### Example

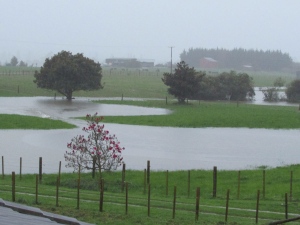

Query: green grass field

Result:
[0,114,76,129]
[0,66,297,98]
[0,165,299,224]
[85,100,300,129]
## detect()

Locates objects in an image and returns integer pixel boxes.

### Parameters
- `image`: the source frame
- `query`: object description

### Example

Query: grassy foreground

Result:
[87,100,300,129]
[0,114,76,129]
[0,165,299,224]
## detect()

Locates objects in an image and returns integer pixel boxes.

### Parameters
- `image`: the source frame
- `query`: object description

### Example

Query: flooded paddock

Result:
[0,94,299,174]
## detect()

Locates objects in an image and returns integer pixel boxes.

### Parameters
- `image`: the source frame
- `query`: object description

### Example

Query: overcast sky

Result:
[1,0,300,65]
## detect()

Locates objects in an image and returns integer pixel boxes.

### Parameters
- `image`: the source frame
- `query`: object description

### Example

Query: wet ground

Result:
[0,91,299,174]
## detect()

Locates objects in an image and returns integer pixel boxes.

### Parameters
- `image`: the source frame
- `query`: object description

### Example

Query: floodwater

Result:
[0,92,299,174]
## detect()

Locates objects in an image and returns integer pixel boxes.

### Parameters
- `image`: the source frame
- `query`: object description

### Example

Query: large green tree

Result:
[34,51,103,100]
[162,61,205,103]
[286,79,300,102]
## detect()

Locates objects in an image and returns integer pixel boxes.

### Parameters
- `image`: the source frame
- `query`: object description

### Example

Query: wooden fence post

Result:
[58,161,61,186]
[213,166,217,197]
[12,172,15,202]
[256,190,260,224]
[2,156,4,179]
[166,170,169,196]
[36,175,38,204]
[290,171,293,201]
[263,170,265,199]
[100,178,104,212]
[147,161,150,184]
[19,157,22,180]
[173,186,176,219]
[285,193,288,219]
[77,179,80,209]
[237,170,241,199]
[188,170,190,197]
[225,189,230,222]
[195,187,200,221]
[148,184,151,217]
[39,157,42,184]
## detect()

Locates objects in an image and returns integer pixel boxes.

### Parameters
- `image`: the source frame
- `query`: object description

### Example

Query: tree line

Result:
[162,61,255,103]
[180,48,293,71]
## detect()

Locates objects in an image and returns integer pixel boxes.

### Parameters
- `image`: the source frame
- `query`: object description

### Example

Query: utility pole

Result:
[169,46,175,74]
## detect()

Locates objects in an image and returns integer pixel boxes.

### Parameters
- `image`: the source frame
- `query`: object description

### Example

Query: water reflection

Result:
[0,94,299,174]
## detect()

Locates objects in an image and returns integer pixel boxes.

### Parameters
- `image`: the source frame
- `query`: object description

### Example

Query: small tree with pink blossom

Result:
[64,113,124,177]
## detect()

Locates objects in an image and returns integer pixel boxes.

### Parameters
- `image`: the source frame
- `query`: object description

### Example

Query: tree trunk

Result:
[66,90,73,100]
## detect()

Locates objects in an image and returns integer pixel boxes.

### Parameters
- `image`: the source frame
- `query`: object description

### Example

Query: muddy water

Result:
[0,95,299,174]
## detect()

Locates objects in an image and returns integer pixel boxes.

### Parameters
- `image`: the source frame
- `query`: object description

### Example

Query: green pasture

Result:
[87,100,300,129]
[0,114,76,129]
[0,165,299,224]
[0,66,297,98]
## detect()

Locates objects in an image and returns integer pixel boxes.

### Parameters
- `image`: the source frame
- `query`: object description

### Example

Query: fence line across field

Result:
[1,155,298,223]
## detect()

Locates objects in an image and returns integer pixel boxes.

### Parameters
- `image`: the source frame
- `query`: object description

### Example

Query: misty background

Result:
[1,0,300,66]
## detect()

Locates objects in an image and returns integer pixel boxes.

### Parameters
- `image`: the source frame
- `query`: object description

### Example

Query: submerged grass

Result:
[0,114,76,129]
[0,165,300,224]
[87,100,300,129]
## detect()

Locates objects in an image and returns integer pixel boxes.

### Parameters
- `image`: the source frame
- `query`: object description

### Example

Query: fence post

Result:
[100,178,104,212]
[213,166,217,197]
[290,171,293,201]
[58,161,61,186]
[166,170,168,196]
[39,157,42,184]
[285,193,288,219]
[148,184,151,217]
[36,175,38,204]
[125,182,128,215]
[173,186,176,219]
[188,170,190,197]
[195,187,200,221]
[2,156,4,180]
[225,189,230,222]
[19,157,22,180]
[12,172,15,202]
[263,170,265,199]
[147,161,150,184]
[256,190,260,224]
[77,179,80,209]
[237,170,241,199]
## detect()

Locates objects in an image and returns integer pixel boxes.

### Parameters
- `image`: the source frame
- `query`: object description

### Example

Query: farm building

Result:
[200,57,218,68]
[105,58,154,68]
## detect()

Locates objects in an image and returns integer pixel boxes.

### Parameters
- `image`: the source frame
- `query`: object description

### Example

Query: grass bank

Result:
[0,114,76,129]
[87,100,300,129]
[0,165,299,224]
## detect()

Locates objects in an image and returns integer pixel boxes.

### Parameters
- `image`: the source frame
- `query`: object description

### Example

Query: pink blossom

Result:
[91,151,94,154]
[113,154,117,158]
[93,147,97,150]
[101,116,104,120]
[106,131,109,134]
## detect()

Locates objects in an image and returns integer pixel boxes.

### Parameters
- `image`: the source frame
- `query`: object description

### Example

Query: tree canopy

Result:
[180,48,293,71]
[286,79,300,102]
[162,61,205,103]
[34,51,103,100]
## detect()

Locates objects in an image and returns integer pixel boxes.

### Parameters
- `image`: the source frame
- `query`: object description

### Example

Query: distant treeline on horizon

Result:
[180,48,293,71]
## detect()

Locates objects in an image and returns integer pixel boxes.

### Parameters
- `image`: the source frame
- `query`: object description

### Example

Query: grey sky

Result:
[1,0,300,65]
